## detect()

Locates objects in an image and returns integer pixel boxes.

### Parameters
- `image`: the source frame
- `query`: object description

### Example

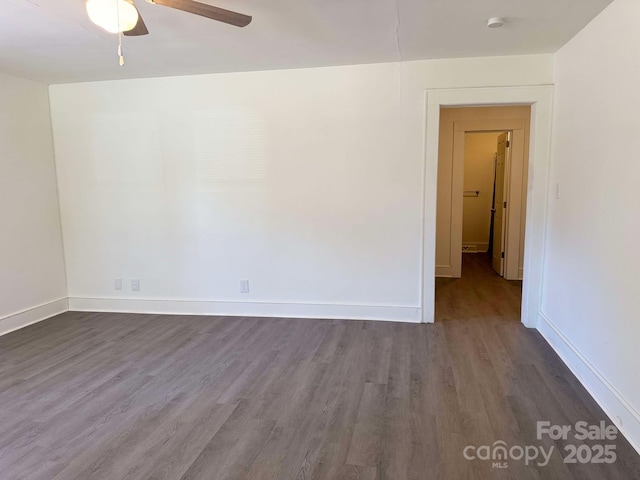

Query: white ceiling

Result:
[1,0,611,84]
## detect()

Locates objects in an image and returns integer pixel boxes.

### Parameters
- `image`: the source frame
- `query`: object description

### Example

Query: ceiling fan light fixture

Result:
[86,0,139,34]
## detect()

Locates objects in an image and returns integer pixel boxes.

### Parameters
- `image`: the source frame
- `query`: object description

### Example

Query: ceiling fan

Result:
[86,0,251,65]
[86,0,252,37]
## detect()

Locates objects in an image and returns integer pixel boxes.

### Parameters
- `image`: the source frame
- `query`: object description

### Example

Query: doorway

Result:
[462,130,514,278]
[462,131,507,276]
[434,106,531,321]
[433,129,525,322]
[420,86,554,326]
[435,106,531,280]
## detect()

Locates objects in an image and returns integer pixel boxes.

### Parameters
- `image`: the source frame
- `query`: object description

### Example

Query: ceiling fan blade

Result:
[124,3,149,36]
[152,0,252,27]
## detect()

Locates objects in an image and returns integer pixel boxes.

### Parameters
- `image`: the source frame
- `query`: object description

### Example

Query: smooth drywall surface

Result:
[542,0,640,451]
[462,133,500,252]
[0,73,67,334]
[49,54,552,320]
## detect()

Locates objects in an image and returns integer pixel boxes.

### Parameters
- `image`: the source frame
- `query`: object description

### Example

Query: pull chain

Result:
[118,31,125,66]
[116,0,125,66]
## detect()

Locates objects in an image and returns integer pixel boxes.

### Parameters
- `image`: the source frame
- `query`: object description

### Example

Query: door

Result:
[492,132,509,276]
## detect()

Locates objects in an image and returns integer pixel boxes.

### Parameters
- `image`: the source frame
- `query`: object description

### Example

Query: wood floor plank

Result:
[346,382,386,467]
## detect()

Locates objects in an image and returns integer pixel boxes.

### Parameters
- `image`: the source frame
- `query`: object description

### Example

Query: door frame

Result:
[445,119,526,279]
[421,86,553,327]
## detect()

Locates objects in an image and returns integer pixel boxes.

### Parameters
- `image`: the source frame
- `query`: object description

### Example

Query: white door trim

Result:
[421,86,554,327]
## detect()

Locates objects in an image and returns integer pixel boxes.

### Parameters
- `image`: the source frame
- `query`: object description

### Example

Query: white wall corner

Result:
[537,311,640,456]
[0,298,69,337]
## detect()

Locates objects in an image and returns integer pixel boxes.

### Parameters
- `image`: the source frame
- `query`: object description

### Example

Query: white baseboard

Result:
[537,311,640,455]
[68,297,421,323]
[0,298,69,337]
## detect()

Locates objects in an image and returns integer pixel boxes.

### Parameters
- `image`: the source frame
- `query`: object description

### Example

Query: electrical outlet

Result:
[131,279,140,292]
[240,280,250,294]
[114,278,123,291]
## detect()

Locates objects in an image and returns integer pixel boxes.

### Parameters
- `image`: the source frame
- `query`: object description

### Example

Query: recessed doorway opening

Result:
[421,86,553,326]
[434,105,531,322]
[462,131,507,276]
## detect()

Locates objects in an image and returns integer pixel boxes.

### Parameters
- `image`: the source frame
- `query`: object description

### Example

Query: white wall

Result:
[0,73,67,335]
[49,54,552,321]
[462,132,500,252]
[539,0,640,452]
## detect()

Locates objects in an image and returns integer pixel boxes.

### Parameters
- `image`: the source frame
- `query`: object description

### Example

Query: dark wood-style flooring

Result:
[0,254,638,479]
